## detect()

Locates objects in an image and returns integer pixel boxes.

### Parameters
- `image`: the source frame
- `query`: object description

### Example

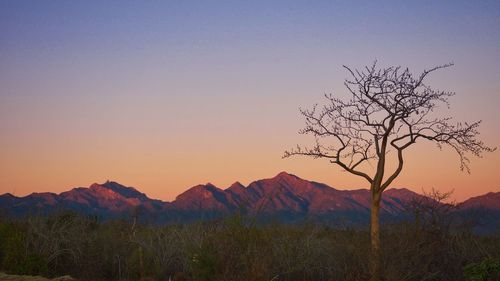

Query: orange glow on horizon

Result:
[0,128,498,202]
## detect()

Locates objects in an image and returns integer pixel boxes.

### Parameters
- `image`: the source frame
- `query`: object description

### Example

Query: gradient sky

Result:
[1,1,499,202]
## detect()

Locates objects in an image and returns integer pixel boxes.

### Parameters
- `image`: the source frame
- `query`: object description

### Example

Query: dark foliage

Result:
[0,210,498,281]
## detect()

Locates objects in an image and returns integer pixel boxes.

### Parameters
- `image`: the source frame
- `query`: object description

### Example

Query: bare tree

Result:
[404,188,457,234]
[284,61,495,281]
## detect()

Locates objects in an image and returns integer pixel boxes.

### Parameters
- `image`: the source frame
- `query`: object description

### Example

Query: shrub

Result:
[464,258,500,281]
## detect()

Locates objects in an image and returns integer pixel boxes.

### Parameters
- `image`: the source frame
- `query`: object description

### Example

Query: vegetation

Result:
[0,208,499,281]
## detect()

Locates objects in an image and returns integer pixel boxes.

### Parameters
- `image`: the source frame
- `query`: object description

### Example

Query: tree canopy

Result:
[285,62,495,193]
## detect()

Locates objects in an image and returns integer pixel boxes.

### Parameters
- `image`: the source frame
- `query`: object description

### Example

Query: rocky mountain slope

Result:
[1,172,498,228]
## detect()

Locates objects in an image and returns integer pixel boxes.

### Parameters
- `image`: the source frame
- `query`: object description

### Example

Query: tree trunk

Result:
[370,191,382,281]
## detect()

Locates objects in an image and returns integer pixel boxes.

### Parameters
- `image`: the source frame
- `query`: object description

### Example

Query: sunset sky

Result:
[1,1,499,202]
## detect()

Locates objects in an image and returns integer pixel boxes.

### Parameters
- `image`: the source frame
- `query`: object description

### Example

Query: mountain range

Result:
[1,172,498,230]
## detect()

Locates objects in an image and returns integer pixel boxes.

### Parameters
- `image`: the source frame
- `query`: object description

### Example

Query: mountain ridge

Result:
[1,172,498,227]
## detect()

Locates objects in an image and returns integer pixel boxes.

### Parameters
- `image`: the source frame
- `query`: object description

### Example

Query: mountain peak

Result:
[177,183,222,197]
[274,171,299,180]
[0,193,15,198]
[173,183,231,211]
[89,183,103,189]
[205,182,218,188]
[226,182,247,196]
[228,181,245,189]
[90,181,146,200]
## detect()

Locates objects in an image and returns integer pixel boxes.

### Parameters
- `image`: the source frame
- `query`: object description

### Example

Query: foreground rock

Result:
[0,273,76,281]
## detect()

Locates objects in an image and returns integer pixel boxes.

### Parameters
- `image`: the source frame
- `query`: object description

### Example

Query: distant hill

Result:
[1,172,498,230]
